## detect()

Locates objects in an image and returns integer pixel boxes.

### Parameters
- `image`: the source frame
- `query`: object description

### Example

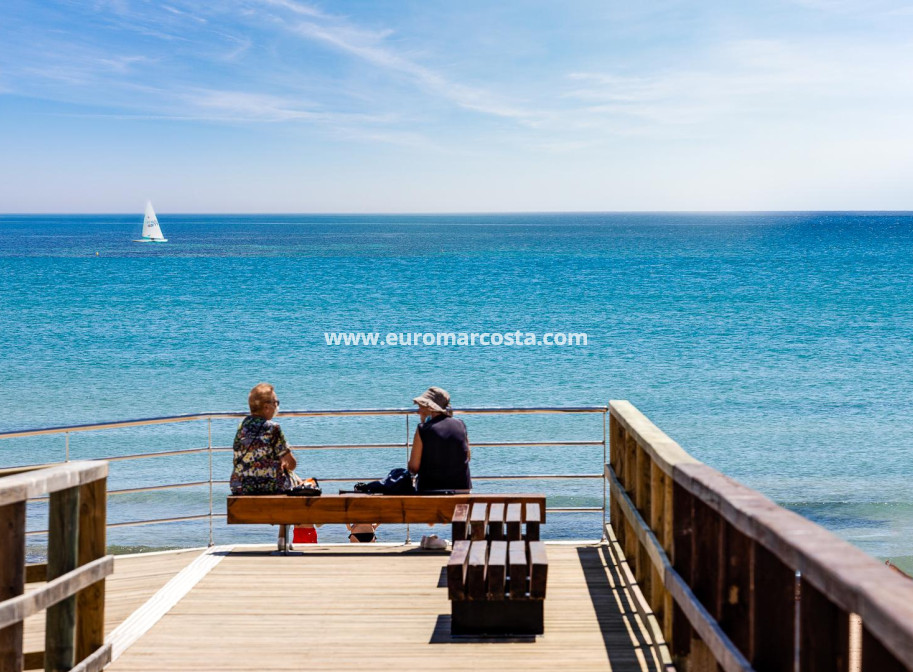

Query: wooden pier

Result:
[2,401,913,671]
[18,544,666,671]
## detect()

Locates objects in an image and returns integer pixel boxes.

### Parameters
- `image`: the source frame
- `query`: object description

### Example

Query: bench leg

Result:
[451,600,543,636]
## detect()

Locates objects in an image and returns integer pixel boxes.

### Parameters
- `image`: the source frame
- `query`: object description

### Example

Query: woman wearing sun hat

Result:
[407,386,472,493]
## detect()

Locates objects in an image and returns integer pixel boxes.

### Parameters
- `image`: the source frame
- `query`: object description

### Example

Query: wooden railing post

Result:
[609,415,622,477]
[648,461,667,634]
[623,431,637,497]
[76,477,106,662]
[46,485,79,671]
[752,543,795,671]
[0,501,26,672]
[671,481,694,663]
[608,416,624,548]
[691,498,724,670]
[799,578,849,672]
[721,524,755,662]
[861,625,909,671]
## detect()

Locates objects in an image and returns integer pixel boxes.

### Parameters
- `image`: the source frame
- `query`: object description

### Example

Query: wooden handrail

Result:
[609,400,699,476]
[0,461,109,506]
[0,556,113,630]
[0,461,110,672]
[607,400,913,672]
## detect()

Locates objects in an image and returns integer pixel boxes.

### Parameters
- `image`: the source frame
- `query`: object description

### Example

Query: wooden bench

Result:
[447,502,548,635]
[226,493,547,553]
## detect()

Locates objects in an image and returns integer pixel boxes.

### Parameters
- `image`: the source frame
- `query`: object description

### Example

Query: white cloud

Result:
[560,37,913,132]
[177,87,399,126]
[161,4,207,23]
[262,4,538,123]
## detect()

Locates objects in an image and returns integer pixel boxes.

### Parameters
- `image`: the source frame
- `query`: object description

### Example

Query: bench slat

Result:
[469,503,488,541]
[467,541,488,600]
[487,540,507,600]
[447,540,471,600]
[488,503,505,540]
[528,541,548,598]
[525,503,541,541]
[506,503,522,540]
[226,494,546,525]
[451,504,470,541]
[508,541,528,598]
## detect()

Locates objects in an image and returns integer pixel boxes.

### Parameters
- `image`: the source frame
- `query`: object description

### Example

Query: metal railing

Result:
[0,406,608,545]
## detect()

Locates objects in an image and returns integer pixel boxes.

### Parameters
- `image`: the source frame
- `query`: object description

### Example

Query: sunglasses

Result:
[269,399,280,406]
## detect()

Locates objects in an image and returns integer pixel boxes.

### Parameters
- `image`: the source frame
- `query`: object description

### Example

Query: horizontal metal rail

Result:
[6,405,609,545]
[0,406,608,440]
[26,474,603,504]
[27,440,604,466]
[25,505,602,535]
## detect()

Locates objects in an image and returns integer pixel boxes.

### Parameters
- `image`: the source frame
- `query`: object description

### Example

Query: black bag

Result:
[285,477,322,496]
[354,468,416,495]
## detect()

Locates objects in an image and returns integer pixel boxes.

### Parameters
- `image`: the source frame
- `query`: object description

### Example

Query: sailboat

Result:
[134,201,168,243]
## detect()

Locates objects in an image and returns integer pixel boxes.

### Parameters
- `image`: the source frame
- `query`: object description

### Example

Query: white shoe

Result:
[420,534,447,550]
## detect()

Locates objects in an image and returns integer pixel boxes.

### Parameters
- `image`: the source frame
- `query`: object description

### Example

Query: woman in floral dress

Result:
[230,383,296,494]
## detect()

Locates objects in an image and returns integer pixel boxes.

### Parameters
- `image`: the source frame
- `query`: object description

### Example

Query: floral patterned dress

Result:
[229,415,292,494]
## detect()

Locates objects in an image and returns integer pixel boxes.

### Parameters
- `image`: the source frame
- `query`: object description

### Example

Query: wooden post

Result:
[635,441,649,516]
[609,489,623,547]
[46,486,79,672]
[671,482,694,662]
[799,577,849,672]
[692,498,723,620]
[623,433,637,497]
[720,523,755,662]
[861,624,909,672]
[1,501,26,672]
[609,415,621,476]
[752,543,795,671]
[648,461,666,624]
[649,462,664,540]
[76,478,106,662]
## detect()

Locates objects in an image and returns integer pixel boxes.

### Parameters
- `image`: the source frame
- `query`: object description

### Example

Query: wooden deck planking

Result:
[106,544,662,672]
[22,549,201,656]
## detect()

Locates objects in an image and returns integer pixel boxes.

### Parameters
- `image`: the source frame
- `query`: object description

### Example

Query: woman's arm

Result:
[280,451,297,472]
[275,425,296,472]
[407,427,423,474]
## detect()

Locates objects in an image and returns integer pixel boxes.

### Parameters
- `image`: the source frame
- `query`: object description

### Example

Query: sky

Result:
[1,0,913,213]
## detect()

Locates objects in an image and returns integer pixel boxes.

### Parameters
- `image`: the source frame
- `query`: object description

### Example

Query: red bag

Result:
[293,526,317,544]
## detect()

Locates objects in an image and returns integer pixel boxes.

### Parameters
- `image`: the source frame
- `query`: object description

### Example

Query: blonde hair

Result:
[248,383,275,415]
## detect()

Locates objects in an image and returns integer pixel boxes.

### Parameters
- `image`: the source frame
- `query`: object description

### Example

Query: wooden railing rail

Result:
[607,400,913,672]
[0,461,113,672]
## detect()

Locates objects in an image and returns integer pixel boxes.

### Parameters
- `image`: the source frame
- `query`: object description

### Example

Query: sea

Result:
[1,212,911,569]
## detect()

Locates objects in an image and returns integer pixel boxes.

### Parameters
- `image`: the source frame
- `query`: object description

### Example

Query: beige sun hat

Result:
[412,386,451,415]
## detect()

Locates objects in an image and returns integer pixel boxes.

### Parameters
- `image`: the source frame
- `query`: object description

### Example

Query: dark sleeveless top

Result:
[416,415,471,492]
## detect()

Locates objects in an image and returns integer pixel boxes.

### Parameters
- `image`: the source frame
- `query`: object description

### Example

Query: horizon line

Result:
[2,209,913,217]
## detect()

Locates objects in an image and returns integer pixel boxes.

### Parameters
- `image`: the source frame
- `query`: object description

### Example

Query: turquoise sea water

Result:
[1,213,911,567]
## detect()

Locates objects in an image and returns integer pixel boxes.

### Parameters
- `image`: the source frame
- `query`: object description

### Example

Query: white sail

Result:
[142,201,166,240]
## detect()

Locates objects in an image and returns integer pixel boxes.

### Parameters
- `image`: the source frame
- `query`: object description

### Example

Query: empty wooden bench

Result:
[447,501,548,635]
[451,500,543,542]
